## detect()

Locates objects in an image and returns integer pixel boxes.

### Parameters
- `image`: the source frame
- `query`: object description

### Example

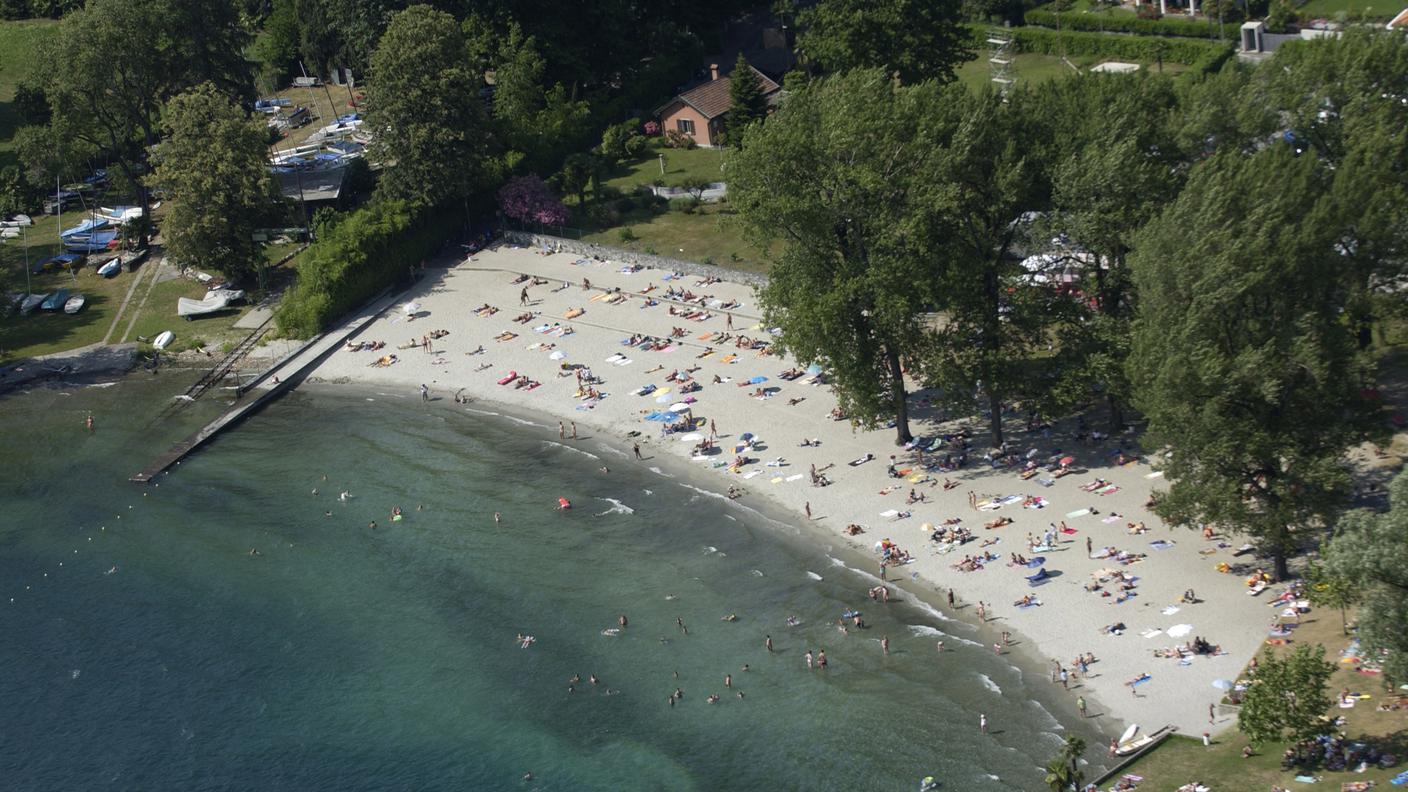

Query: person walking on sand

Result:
[1077,696,1087,717]
[726,313,733,330]
[948,588,956,608]
[1060,668,1069,690]
[968,491,977,510]
[805,502,812,520]
[420,383,429,402]
[571,422,578,439]
[633,442,642,460]
[1208,703,1215,724]
[976,602,986,623]
[520,286,529,305]
[1086,536,1093,556]
[980,714,988,734]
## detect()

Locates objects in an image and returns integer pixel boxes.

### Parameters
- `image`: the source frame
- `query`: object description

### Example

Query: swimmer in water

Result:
[569,674,580,685]
[600,466,609,474]
[249,548,261,556]
[324,511,332,517]
[339,491,351,501]
[494,512,501,523]
[106,566,117,575]
[369,521,377,529]
[619,614,628,629]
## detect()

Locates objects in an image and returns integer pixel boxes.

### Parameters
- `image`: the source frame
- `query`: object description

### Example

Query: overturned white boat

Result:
[177,288,245,318]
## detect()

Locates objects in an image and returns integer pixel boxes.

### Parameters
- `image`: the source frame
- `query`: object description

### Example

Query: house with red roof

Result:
[655,62,782,148]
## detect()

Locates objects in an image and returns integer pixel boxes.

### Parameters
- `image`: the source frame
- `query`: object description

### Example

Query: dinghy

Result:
[63,294,86,314]
[152,330,174,350]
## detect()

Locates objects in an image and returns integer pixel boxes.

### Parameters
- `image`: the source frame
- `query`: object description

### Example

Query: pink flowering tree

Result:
[498,175,570,226]
[643,120,660,136]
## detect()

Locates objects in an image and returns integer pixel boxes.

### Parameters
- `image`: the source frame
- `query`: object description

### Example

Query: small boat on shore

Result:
[40,289,70,312]
[64,294,86,314]
[20,293,48,314]
[97,257,122,278]
[152,330,174,350]
[1114,724,1167,756]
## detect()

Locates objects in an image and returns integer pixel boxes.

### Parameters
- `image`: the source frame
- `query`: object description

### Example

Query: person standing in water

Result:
[765,635,773,652]
[980,713,988,734]
[84,414,94,432]
[881,636,889,655]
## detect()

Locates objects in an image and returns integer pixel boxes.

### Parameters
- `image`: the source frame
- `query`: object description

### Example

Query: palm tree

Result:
[1044,736,1087,791]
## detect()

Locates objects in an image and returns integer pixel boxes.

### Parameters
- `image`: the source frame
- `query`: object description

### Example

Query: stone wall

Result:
[501,230,769,288]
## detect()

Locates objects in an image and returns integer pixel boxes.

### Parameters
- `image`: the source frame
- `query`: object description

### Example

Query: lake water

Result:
[0,375,1113,789]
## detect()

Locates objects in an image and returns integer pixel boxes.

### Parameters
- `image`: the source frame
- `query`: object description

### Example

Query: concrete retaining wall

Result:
[501,231,768,288]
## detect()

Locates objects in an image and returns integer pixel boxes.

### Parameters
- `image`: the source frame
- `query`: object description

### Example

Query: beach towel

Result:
[1016,599,1042,609]
[786,474,804,482]
[1150,540,1175,550]
[743,470,762,479]
[1037,477,1055,487]
[1065,509,1090,519]
[879,509,900,518]
[1025,557,1046,568]
[1025,568,1049,582]
[1101,515,1121,524]
[849,455,874,466]
[1098,484,1120,495]
[720,354,737,364]
[1140,628,1163,638]
[1131,673,1152,687]
[744,376,768,385]
[1025,497,1049,510]
[1059,526,1078,535]
[771,477,784,484]
[1145,470,1165,479]
[1161,606,1180,616]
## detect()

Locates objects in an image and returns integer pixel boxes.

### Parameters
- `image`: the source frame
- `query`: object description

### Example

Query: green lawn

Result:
[956,53,1093,91]
[576,202,776,274]
[1115,612,1405,790]
[0,19,60,171]
[1295,0,1395,19]
[600,142,731,193]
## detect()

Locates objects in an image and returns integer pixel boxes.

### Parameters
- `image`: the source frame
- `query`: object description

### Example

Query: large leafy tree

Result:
[489,22,592,174]
[364,4,493,211]
[1237,643,1335,746]
[153,84,277,283]
[1323,471,1408,686]
[729,69,953,444]
[1128,147,1376,579]
[38,0,250,231]
[798,0,971,85]
[920,86,1052,448]
[1039,76,1182,428]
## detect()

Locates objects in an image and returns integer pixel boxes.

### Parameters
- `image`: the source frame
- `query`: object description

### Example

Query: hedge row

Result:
[1024,9,1226,39]
[275,199,449,338]
[971,26,1235,73]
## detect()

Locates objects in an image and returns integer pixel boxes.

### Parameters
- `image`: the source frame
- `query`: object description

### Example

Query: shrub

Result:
[644,246,658,255]
[275,199,449,337]
[675,197,701,214]
[1023,9,1223,38]
[701,256,715,266]
[618,226,639,243]
[499,174,569,226]
[663,129,697,149]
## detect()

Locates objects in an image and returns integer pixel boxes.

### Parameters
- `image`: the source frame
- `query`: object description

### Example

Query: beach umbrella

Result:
[655,394,671,403]
[669,402,691,413]
[1211,679,1234,691]
[1059,455,1075,466]
[402,301,420,314]
[740,432,755,441]
[549,350,566,360]
[680,433,703,443]
[1167,624,1193,638]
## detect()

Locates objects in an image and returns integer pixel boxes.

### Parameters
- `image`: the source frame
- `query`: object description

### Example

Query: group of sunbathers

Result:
[952,551,999,572]
[474,304,499,317]
[344,340,386,352]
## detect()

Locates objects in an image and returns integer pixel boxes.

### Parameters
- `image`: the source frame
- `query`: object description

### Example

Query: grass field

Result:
[578,203,775,274]
[0,19,60,171]
[600,142,731,193]
[1115,612,1406,790]
[1295,0,1395,19]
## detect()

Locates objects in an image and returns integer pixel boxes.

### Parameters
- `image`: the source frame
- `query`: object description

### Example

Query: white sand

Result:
[305,245,1277,736]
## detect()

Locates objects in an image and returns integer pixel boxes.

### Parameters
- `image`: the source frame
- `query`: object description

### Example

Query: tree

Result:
[1039,76,1182,429]
[153,84,276,283]
[556,153,599,207]
[725,53,767,144]
[252,0,300,91]
[798,0,971,85]
[498,175,569,227]
[1323,471,1408,686]
[1237,643,1335,746]
[919,86,1052,448]
[1044,736,1086,792]
[1127,147,1377,579]
[490,22,592,174]
[1304,560,1361,637]
[40,0,250,235]
[364,5,493,211]
[729,69,955,444]
[598,118,646,165]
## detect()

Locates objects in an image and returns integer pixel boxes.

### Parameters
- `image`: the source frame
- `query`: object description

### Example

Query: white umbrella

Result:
[402,301,421,315]
[680,432,703,442]
[549,350,566,360]
[669,402,692,413]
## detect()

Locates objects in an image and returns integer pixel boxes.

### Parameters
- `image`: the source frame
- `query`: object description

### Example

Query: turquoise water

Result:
[0,376,1113,789]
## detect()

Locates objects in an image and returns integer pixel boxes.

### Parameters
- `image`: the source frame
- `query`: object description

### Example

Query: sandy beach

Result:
[304,244,1280,738]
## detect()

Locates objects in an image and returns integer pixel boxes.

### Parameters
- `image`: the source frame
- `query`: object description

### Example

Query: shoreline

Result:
[298,377,1108,744]
[300,245,1274,739]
